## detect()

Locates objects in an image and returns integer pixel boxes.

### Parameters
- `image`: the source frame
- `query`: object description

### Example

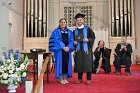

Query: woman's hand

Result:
[65,47,70,52]
[63,47,70,52]
[97,47,100,51]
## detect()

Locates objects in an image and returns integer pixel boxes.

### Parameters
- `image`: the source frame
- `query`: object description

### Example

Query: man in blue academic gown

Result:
[73,13,95,85]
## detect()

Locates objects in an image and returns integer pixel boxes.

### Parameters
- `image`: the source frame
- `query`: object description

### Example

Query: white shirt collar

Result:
[77,25,84,29]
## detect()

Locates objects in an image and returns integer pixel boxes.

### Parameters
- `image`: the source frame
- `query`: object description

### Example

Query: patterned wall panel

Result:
[63,5,93,27]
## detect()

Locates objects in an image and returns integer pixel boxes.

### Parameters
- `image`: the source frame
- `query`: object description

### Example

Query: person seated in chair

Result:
[114,36,132,76]
[93,40,111,74]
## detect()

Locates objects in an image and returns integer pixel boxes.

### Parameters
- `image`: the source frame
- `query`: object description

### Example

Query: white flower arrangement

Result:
[0,49,29,87]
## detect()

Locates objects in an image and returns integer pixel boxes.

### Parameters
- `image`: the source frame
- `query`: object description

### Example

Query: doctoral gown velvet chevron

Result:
[49,28,74,79]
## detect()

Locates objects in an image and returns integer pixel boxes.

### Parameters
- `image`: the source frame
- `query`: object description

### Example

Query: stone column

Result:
[0,0,9,52]
[48,0,60,36]
[8,0,24,50]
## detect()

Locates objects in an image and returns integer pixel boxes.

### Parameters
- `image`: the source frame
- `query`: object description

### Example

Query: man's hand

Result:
[83,38,88,42]
[124,46,127,51]
[120,45,127,51]
[74,41,78,45]
[121,45,125,49]
[120,45,125,51]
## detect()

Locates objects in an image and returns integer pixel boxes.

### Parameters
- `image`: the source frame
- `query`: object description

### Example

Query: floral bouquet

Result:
[0,49,29,87]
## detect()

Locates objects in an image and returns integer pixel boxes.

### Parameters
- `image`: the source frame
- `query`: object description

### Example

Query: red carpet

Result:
[1,65,140,93]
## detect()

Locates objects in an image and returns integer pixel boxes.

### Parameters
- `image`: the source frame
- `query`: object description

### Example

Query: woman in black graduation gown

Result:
[93,40,111,74]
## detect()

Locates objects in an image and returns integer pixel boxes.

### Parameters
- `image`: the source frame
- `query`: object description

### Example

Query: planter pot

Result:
[7,77,18,93]
[7,83,18,93]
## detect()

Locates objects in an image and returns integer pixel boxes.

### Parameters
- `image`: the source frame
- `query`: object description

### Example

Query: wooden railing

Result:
[33,56,50,93]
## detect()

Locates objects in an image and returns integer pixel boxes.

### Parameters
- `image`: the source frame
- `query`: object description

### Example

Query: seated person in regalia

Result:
[93,40,111,74]
[114,36,132,76]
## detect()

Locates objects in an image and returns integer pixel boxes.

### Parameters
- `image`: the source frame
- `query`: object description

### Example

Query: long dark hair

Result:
[59,18,67,28]
[98,40,105,47]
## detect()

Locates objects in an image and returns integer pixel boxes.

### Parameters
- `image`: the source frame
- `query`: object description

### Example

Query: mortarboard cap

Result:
[75,13,86,19]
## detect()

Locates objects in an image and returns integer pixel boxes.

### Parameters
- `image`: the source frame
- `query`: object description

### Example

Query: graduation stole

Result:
[120,42,129,46]
[75,26,88,53]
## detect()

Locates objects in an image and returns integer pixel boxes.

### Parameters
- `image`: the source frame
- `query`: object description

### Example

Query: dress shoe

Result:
[86,80,91,85]
[75,80,82,84]
[126,72,131,76]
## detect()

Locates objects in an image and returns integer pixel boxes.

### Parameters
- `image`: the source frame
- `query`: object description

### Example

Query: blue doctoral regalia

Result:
[49,28,74,79]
